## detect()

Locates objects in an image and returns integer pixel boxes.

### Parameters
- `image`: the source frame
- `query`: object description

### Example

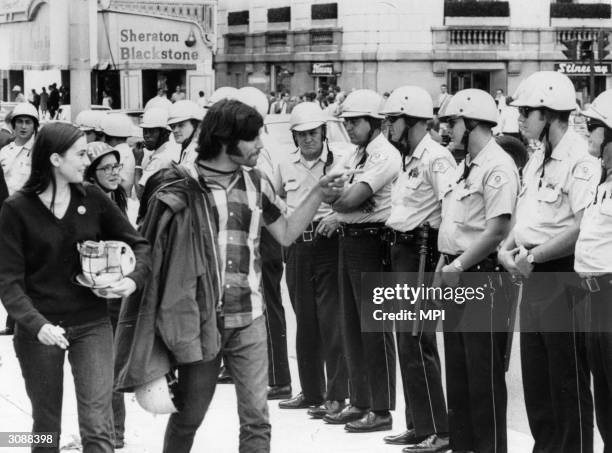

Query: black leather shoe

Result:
[267,384,292,400]
[0,328,14,336]
[323,405,368,424]
[345,411,392,433]
[217,365,233,384]
[278,392,320,409]
[308,400,346,419]
[384,429,423,445]
[402,434,449,453]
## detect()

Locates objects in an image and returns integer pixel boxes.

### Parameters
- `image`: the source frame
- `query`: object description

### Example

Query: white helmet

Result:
[339,89,384,119]
[140,107,171,130]
[12,85,21,92]
[76,240,136,289]
[100,113,133,138]
[582,89,612,129]
[379,86,433,120]
[11,102,39,123]
[511,71,577,112]
[167,100,204,126]
[289,102,329,131]
[207,86,239,107]
[75,110,104,132]
[135,374,179,414]
[236,86,269,119]
[439,89,498,126]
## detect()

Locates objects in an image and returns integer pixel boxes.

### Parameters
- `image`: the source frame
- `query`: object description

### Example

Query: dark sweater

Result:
[0,183,151,335]
[0,167,7,207]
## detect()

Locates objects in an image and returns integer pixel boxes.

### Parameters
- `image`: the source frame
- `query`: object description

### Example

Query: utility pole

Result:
[69,0,92,121]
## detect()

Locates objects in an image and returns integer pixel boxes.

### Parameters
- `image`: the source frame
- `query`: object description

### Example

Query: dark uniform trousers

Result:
[339,231,396,411]
[586,280,612,453]
[389,232,448,437]
[260,228,291,387]
[443,258,508,453]
[285,234,348,402]
[520,256,593,453]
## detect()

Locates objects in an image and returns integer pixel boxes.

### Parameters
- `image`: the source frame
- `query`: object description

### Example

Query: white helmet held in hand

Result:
[582,89,612,129]
[511,71,577,112]
[439,89,498,126]
[167,100,204,126]
[140,107,172,130]
[76,240,136,289]
[339,89,385,119]
[379,86,433,120]
[207,86,239,107]
[236,86,269,119]
[100,113,133,138]
[135,374,179,414]
[289,102,329,131]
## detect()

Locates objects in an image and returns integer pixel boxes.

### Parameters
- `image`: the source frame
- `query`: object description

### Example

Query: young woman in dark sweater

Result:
[0,123,150,453]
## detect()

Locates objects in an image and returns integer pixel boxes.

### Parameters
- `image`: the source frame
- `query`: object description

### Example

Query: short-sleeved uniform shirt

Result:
[114,142,136,190]
[513,129,600,249]
[275,141,351,220]
[334,133,401,224]
[386,134,457,232]
[183,161,282,328]
[575,181,612,275]
[0,135,35,195]
[438,138,519,255]
[139,141,180,187]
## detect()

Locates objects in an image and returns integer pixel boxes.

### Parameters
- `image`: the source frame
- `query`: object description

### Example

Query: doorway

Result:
[142,70,186,106]
[92,70,120,108]
[449,71,490,94]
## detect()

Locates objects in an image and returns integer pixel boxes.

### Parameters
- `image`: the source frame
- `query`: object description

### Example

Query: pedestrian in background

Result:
[39,87,48,119]
[0,122,150,453]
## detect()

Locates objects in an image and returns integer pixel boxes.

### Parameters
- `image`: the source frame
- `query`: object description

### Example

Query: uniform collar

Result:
[411,133,432,160]
[550,128,578,161]
[13,135,35,150]
[290,142,330,165]
[466,137,496,167]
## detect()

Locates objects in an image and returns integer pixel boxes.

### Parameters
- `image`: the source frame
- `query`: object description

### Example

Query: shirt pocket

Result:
[600,199,612,217]
[535,186,562,217]
[453,187,479,225]
[284,179,299,193]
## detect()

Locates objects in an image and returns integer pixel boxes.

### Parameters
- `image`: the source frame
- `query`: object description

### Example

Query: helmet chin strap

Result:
[461,118,477,153]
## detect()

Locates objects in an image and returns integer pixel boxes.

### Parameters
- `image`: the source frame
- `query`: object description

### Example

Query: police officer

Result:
[0,102,38,195]
[167,100,204,165]
[379,86,454,452]
[498,71,597,453]
[206,86,239,109]
[75,109,105,143]
[576,89,612,453]
[438,89,519,453]
[273,102,350,416]
[235,86,293,400]
[136,107,179,199]
[100,113,137,195]
[320,89,400,432]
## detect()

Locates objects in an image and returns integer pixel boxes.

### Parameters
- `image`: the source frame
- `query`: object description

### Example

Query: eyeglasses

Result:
[386,115,402,124]
[518,106,537,118]
[96,163,123,176]
[587,119,606,132]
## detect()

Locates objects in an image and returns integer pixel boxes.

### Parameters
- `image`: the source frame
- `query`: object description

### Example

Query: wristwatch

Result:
[527,252,536,264]
[451,259,464,272]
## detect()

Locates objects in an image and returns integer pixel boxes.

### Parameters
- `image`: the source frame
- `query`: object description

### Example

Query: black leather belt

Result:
[443,252,499,272]
[339,223,386,238]
[581,274,612,293]
[295,221,321,243]
[384,227,438,245]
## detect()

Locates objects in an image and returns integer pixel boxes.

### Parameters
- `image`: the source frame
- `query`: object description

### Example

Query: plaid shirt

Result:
[184,161,282,328]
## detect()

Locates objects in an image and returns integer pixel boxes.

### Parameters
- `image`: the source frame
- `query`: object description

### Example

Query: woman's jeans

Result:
[14,318,114,453]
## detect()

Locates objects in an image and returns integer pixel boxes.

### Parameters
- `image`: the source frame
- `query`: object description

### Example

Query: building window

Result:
[267,32,287,47]
[228,10,249,26]
[550,2,611,18]
[312,3,338,20]
[227,34,246,52]
[268,7,290,23]
[444,1,510,17]
[310,30,334,46]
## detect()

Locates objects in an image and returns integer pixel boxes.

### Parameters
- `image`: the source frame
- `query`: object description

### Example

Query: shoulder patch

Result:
[368,151,389,164]
[573,162,597,181]
[432,158,451,173]
[486,171,509,189]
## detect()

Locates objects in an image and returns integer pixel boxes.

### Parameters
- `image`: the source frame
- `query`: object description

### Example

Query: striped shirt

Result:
[183,161,282,328]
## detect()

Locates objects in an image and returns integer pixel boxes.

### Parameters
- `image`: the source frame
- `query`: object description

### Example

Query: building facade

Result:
[0,0,216,111]
[216,0,612,104]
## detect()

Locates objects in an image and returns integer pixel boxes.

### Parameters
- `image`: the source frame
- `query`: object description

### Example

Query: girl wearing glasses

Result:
[0,123,150,452]
[85,142,127,216]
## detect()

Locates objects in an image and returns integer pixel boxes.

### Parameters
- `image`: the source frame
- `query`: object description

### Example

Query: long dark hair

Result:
[22,123,83,210]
